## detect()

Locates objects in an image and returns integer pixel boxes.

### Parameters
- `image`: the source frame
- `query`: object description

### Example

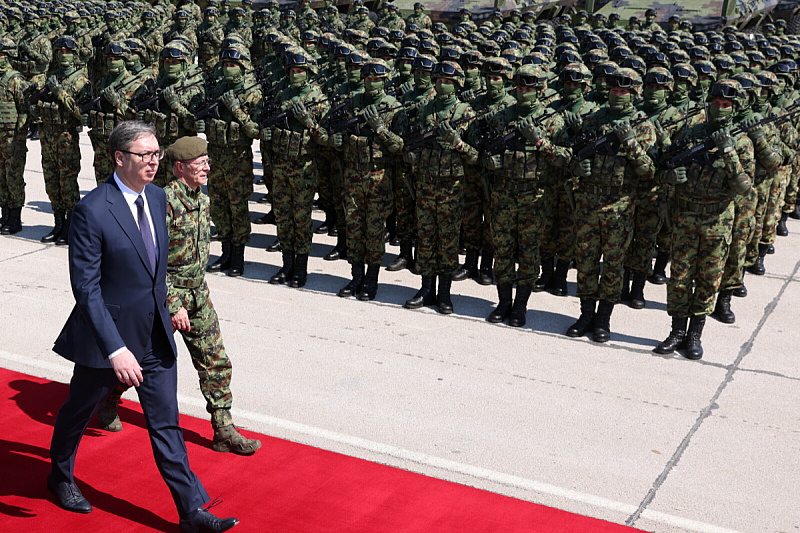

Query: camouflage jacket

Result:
[223,22,253,48]
[0,68,31,138]
[134,26,165,66]
[15,32,51,77]
[34,67,91,128]
[756,101,800,167]
[735,111,782,181]
[336,91,404,168]
[201,77,262,147]
[87,70,146,140]
[405,12,431,30]
[136,73,206,144]
[165,178,210,315]
[466,92,517,150]
[261,83,330,159]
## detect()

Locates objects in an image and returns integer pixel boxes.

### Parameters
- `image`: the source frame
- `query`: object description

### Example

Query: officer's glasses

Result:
[120,148,165,163]
[184,157,211,170]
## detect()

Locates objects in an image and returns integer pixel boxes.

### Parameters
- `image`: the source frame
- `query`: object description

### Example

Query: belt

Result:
[674,197,731,214]
[170,274,204,289]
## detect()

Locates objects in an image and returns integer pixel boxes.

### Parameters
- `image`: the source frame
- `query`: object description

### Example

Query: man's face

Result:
[175,155,210,189]
[116,134,160,192]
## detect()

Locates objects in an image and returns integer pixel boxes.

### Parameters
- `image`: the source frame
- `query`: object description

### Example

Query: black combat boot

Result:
[534,256,554,292]
[40,210,65,242]
[358,264,380,301]
[290,253,309,287]
[55,210,71,246]
[405,275,436,309]
[508,285,532,328]
[790,205,800,220]
[551,258,570,296]
[477,251,494,285]
[488,284,513,323]
[648,251,669,285]
[746,243,769,275]
[28,123,39,141]
[410,243,422,275]
[437,274,454,314]
[325,233,347,261]
[0,206,8,228]
[683,316,706,360]
[628,271,647,309]
[592,300,614,343]
[712,289,735,324]
[777,212,789,236]
[386,240,412,271]
[767,244,775,254]
[620,268,631,301]
[269,250,294,284]
[227,244,245,277]
[733,271,747,297]
[654,316,688,354]
[339,262,365,297]
[566,298,596,337]
[253,209,276,225]
[452,248,479,281]
[315,208,334,234]
[266,237,281,252]
[1,207,22,235]
[207,241,232,272]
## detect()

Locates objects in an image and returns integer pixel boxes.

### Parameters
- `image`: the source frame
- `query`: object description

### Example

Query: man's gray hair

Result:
[108,121,157,162]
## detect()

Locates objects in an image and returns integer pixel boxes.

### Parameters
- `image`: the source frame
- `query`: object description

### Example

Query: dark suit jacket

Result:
[54,176,178,368]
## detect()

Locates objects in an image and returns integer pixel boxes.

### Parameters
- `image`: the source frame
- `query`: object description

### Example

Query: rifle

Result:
[328,101,405,136]
[572,113,651,162]
[193,75,267,122]
[79,74,141,114]
[27,70,72,107]
[134,77,205,113]
[403,106,494,153]
[480,107,563,157]
[259,95,331,129]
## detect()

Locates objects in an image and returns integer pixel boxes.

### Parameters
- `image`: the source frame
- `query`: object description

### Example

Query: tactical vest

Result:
[37,69,85,127]
[342,93,399,171]
[497,111,555,185]
[271,89,321,160]
[418,101,470,179]
[677,126,744,204]
[587,108,645,189]
[0,71,21,127]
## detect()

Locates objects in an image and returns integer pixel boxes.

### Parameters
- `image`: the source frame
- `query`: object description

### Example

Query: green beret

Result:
[167,136,207,161]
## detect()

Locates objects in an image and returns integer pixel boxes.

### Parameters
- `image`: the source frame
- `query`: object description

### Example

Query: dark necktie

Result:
[135,195,157,273]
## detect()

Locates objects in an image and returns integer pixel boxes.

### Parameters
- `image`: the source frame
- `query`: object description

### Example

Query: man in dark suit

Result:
[48,121,239,533]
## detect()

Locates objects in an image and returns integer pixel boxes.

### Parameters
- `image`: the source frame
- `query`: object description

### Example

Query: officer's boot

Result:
[628,271,647,309]
[566,298,596,337]
[488,284,513,323]
[478,250,494,285]
[733,271,748,297]
[325,232,347,261]
[405,275,436,309]
[508,285,532,328]
[534,256,554,292]
[227,244,245,277]
[266,237,282,252]
[358,264,380,301]
[654,316,688,354]
[207,241,233,272]
[0,206,8,229]
[620,268,631,301]
[683,315,706,360]
[55,210,71,246]
[593,300,614,343]
[40,209,65,243]
[551,258,570,296]
[289,253,308,287]
[437,274,454,314]
[211,423,262,455]
[1,207,22,235]
[777,212,789,236]
[452,248,479,281]
[648,251,669,284]
[97,386,125,432]
[387,240,412,271]
[747,243,769,275]
[338,262,364,297]
[712,289,735,324]
[269,250,294,284]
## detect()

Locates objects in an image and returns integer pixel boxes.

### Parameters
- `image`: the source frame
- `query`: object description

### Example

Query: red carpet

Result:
[0,368,642,532]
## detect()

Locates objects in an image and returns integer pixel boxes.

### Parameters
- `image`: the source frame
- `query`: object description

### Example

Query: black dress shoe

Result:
[47,475,92,514]
[180,508,239,533]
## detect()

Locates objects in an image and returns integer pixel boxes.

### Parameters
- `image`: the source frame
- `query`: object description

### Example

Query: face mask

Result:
[143,18,153,28]
[177,20,187,29]
[464,68,479,80]
[697,79,712,93]
[398,62,412,75]
[562,86,583,102]
[608,91,633,113]
[0,57,9,73]
[755,91,770,105]
[435,81,455,96]
[290,70,308,88]
[577,16,587,24]
[125,56,141,70]
[672,82,689,100]
[223,65,243,84]
[335,60,347,77]
[347,68,361,83]
[414,73,431,89]
[57,53,75,69]
[644,87,667,106]
[365,79,384,97]
[516,89,539,108]
[708,105,733,124]
[107,58,125,75]
[486,78,505,99]
[164,62,184,80]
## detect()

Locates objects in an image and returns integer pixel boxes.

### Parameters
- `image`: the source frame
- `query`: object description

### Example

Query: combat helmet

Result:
[482,56,513,80]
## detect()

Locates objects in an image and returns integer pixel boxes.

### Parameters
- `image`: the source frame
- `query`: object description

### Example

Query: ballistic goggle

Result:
[709,83,741,99]
[608,72,637,88]
[559,69,589,83]
[412,56,435,70]
[361,61,390,77]
[54,37,78,50]
[160,47,185,60]
[671,65,695,81]
[432,62,461,77]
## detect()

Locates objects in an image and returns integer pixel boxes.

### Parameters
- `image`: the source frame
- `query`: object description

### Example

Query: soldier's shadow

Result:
[25,200,53,214]
[3,224,55,244]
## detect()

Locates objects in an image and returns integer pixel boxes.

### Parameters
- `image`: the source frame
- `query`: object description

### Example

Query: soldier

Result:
[97,136,262,457]
[402,61,479,314]
[34,36,90,246]
[566,68,656,343]
[124,38,158,81]
[166,10,198,56]
[640,8,659,32]
[0,38,31,236]
[331,59,404,300]
[382,4,406,32]
[223,8,252,50]
[196,46,261,278]
[348,6,375,34]
[197,6,225,76]
[278,11,301,42]
[655,80,755,360]
[62,11,92,72]
[15,13,51,139]
[134,10,164,68]
[406,3,432,31]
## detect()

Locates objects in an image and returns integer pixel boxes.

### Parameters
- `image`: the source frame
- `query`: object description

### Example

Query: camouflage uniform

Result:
[134,13,165,67]
[196,12,225,76]
[0,51,30,232]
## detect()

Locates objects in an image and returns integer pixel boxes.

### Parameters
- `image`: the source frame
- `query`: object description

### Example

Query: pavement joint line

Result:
[625,255,800,528]
[0,244,51,264]
[735,366,800,381]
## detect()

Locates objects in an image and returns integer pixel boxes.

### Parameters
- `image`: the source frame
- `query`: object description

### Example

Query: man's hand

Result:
[102,86,122,108]
[260,126,273,142]
[364,104,384,131]
[520,116,544,145]
[330,131,343,147]
[575,159,592,178]
[292,101,315,129]
[711,126,736,154]
[163,85,179,109]
[223,90,241,112]
[565,112,583,134]
[46,75,62,96]
[613,118,636,145]
[171,307,190,332]
[438,120,461,149]
[653,119,669,146]
[110,349,144,387]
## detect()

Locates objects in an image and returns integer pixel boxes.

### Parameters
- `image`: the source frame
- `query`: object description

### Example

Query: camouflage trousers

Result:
[272,156,317,254]
[574,190,634,304]
[783,157,800,214]
[259,139,274,203]
[719,187,756,292]
[762,165,791,246]
[88,134,114,185]
[40,125,81,212]
[415,175,463,277]
[491,181,549,288]
[208,143,254,246]
[393,162,416,241]
[625,183,663,275]
[318,148,346,233]
[461,167,492,252]
[344,164,392,265]
[539,180,576,261]
[0,132,27,208]
[667,202,734,317]
[744,175,776,267]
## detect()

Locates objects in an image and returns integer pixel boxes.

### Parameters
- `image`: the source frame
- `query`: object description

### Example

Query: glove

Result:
[403,150,419,165]
[613,118,636,146]
[564,112,583,134]
[330,132,343,147]
[46,75,62,96]
[711,126,736,155]
[291,101,315,129]
[260,126,273,142]
[438,120,461,149]
[575,159,592,178]
[364,104,384,132]
[81,113,89,127]
[244,122,260,139]
[136,110,145,121]
[520,116,544,145]
[653,119,669,146]
[399,80,414,95]
[102,87,122,108]
[222,90,241,112]
[483,154,503,171]
[667,166,688,184]
[163,85,179,109]
[194,119,205,133]
[743,115,766,144]
[461,89,476,103]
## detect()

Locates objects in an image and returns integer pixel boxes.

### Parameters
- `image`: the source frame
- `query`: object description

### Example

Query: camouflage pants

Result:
[89,135,114,185]
[416,175,463,277]
[461,167,492,252]
[208,143,254,246]
[393,162,416,241]
[574,190,634,304]
[667,202,734,317]
[344,164,392,265]
[318,148,346,232]
[40,126,81,212]
[0,133,27,208]
[762,166,791,246]
[783,158,800,213]
[719,187,756,292]
[259,139,274,202]
[539,180,576,261]
[625,183,663,275]
[272,156,317,254]
[491,181,549,288]
[744,175,775,267]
